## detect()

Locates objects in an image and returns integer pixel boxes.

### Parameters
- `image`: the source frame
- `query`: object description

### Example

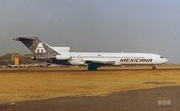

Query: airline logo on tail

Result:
[35,43,46,54]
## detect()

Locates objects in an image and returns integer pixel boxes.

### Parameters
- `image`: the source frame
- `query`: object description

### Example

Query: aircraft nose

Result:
[163,58,168,63]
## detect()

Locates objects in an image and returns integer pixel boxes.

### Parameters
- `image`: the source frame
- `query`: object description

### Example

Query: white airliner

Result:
[13,37,168,70]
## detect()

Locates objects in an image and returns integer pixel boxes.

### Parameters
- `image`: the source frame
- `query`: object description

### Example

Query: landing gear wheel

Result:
[152,65,157,70]
[93,67,97,70]
[88,67,92,70]
[88,65,97,71]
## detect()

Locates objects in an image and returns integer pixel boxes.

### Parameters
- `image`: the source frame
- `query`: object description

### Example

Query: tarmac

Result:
[1,86,180,111]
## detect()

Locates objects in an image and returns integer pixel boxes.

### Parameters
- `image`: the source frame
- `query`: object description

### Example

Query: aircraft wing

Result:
[85,60,115,65]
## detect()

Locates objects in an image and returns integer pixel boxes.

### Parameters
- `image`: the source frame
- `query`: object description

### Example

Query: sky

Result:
[0,0,180,63]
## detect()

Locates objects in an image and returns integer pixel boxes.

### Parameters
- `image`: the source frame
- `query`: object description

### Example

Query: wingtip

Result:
[13,37,20,41]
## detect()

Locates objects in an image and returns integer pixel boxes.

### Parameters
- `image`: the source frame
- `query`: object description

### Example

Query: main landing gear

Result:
[88,64,98,71]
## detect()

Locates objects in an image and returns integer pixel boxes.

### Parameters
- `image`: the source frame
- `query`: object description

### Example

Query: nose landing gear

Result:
[152,65,157,70]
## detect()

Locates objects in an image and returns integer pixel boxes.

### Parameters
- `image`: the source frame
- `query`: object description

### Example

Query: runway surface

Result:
[1,86,180,111]
[0,66,180,111]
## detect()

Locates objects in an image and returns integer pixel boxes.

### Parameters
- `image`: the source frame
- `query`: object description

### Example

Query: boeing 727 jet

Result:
[13,37,168,70]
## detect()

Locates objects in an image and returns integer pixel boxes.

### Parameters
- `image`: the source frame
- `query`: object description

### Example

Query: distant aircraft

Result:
[13,37,168,70]
[35,63,50,67]
[8,64,20,68]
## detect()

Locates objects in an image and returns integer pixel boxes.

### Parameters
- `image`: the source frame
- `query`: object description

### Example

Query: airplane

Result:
[13,37,168,70]
[7,64,23,68]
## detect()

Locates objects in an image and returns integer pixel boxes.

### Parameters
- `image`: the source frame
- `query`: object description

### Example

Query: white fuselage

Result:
[59,52,168,66]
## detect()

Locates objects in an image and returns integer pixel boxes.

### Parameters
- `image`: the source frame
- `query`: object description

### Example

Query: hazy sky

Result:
[0,0,179,63]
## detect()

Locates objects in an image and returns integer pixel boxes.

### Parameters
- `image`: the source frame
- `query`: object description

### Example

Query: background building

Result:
[0,53,41,65]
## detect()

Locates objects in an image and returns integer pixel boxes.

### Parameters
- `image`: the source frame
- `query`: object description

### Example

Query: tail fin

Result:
[13,37,59,56]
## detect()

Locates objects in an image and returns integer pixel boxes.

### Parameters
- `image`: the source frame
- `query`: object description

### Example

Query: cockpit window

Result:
[160,56,164,58]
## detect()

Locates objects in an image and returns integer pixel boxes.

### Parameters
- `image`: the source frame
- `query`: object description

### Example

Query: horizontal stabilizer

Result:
[13,37,35,41]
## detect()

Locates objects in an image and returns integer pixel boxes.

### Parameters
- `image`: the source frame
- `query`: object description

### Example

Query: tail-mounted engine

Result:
[52,54,71,60]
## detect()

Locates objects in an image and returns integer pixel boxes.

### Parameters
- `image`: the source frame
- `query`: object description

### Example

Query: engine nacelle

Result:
[54,54,71,60]
[52,47,70,52]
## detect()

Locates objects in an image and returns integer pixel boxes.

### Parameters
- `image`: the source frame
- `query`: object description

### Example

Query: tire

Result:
[88,65,97,71]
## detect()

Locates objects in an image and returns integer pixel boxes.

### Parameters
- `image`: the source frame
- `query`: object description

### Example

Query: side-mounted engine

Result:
[52,54,71,60]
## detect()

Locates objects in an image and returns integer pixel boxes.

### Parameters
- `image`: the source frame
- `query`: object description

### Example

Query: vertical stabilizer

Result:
[13,37,59,57]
